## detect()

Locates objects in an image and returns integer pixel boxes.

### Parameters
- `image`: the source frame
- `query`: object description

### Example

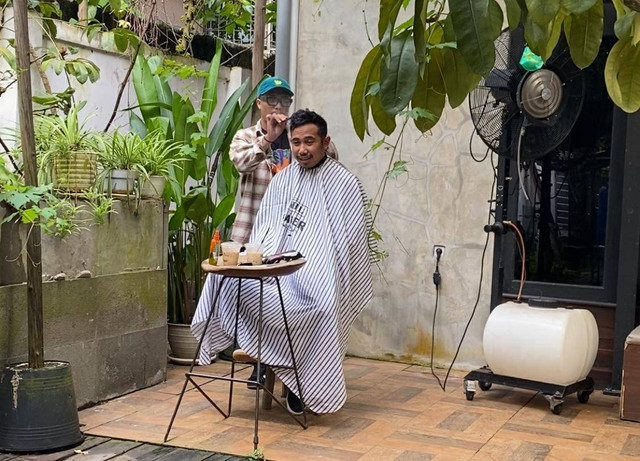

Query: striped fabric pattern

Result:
[191,157,373,414]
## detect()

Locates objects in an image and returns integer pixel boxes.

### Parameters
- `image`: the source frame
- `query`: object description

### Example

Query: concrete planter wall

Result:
[0,199,168,407]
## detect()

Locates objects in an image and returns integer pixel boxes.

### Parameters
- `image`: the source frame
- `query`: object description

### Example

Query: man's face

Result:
[257,89,293,118]
[290,123,330,169]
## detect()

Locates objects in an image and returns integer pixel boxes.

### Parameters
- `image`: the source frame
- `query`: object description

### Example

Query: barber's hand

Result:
[265,113,288,142]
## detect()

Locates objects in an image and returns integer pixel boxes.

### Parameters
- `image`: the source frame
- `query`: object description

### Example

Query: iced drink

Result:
[221,242,242,266]
[244,243,264,265]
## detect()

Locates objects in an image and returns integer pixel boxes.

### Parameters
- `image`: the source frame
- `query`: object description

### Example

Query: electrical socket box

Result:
[433,245,446,258]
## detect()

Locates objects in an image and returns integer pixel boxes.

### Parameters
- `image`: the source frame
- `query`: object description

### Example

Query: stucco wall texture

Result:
[295,1,495,370]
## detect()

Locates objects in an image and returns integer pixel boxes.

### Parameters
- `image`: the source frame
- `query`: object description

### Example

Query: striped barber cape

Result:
[191,157,373,414]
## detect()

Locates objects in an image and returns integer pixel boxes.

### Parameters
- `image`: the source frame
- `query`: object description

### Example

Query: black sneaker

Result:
[247,363,267,389]
[286,388,304,415]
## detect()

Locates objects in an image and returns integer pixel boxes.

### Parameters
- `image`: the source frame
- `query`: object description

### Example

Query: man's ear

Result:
[323,135,331,151]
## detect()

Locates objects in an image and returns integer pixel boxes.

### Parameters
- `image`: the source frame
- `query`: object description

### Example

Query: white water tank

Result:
[483,302,599,386]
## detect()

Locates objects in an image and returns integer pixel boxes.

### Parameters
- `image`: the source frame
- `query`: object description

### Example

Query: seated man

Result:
[191,109,374,415]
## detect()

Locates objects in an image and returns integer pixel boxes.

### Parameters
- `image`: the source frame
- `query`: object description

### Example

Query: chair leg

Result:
[262,367,276,410]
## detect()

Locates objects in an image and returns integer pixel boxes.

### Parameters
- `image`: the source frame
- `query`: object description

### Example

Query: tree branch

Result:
[103,2,156,133]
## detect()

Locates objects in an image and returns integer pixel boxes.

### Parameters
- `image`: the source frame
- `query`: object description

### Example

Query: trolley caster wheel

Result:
[577,390,592,404]
[552,403,563,415]
[465,390,475,401]
[478,381,492,391]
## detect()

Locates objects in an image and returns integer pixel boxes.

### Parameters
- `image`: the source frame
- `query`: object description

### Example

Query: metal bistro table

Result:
[164,258,308,449]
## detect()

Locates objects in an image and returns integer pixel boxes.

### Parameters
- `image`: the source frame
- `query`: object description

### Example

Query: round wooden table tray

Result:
[201,258,306,278]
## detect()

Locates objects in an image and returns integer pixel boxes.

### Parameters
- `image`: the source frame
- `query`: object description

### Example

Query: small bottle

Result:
[208,230,221,265]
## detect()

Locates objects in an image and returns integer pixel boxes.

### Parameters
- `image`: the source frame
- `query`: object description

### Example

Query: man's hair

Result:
[288,109,328,138]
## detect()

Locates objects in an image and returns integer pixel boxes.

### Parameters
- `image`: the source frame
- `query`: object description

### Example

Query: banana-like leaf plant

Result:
[129,41,259,324]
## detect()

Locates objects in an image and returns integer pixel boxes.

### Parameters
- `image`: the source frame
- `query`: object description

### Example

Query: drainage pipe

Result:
[275,0,291,81]
[288,0,299,92]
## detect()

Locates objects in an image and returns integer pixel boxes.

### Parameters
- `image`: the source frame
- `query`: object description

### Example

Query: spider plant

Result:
[31,104,98,191]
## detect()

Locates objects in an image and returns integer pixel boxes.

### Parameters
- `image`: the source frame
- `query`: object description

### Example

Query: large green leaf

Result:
[449,0,501,76]
[147,56,172,120]
[129,111,147,138]
[561,0,598,14]
[212,193,235,228]
[206,78,251,158]
[524,10,565,61]
[380,30,419,115]
[220,78,262,154]
[171,93,196,188]
[612,0,630,18]
[184,191,214,225]
[614,11,635,39]
[202,40,222,129]
[488,0,505,39]
[605,36,640,112]
[525,0,560,24]
[411,49,446,132]
[0,46,16,71]
[413,0,427,71]
[564,1,603,69]
[378,0,404,40]
[350,46,382,140]
[132,55,160,125]
[634,14,640,45]
[504,0,523,29]
[172,92,197,145]
[217,153,239,200]
[371,95,397,134]
[192,146,208,181]
[168,204,186,231]
[442,18,482,108]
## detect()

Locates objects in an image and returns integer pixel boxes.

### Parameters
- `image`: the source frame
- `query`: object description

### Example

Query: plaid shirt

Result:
[229,120,337,243]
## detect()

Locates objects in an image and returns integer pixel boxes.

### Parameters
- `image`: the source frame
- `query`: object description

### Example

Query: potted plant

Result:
[0,3,83,451]
[34,104,98,193]
[130,45,259,363]
[134,131,183,199]
[97,130,143,195]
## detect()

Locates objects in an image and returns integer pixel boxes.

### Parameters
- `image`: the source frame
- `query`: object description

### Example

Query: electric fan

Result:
[469,30,585,162]
[464,30,598,415]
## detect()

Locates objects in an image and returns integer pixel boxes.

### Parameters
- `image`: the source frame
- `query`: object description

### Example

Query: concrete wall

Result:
[0,271,167,407]
[0,200,167,284]
[295,1,494,369]
[0,200,168,407]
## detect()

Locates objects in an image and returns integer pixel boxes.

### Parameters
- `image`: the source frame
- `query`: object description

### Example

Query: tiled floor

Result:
[79,357,640,460]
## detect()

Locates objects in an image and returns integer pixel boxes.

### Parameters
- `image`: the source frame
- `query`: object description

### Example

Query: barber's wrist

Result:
[263,135,276,144]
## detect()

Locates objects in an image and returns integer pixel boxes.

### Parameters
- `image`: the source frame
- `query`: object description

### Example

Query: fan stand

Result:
[466,30,592,416]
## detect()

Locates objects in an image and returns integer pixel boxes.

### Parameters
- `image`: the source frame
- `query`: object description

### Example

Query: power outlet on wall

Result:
[433,245,446,258]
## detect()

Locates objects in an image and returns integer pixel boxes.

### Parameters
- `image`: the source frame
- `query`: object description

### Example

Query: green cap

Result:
[258,76,293,97]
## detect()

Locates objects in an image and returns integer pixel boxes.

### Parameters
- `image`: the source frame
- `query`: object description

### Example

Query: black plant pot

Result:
[0,361,83,453]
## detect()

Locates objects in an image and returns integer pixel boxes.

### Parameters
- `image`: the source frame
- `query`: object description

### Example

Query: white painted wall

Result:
[295,1,495,370]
